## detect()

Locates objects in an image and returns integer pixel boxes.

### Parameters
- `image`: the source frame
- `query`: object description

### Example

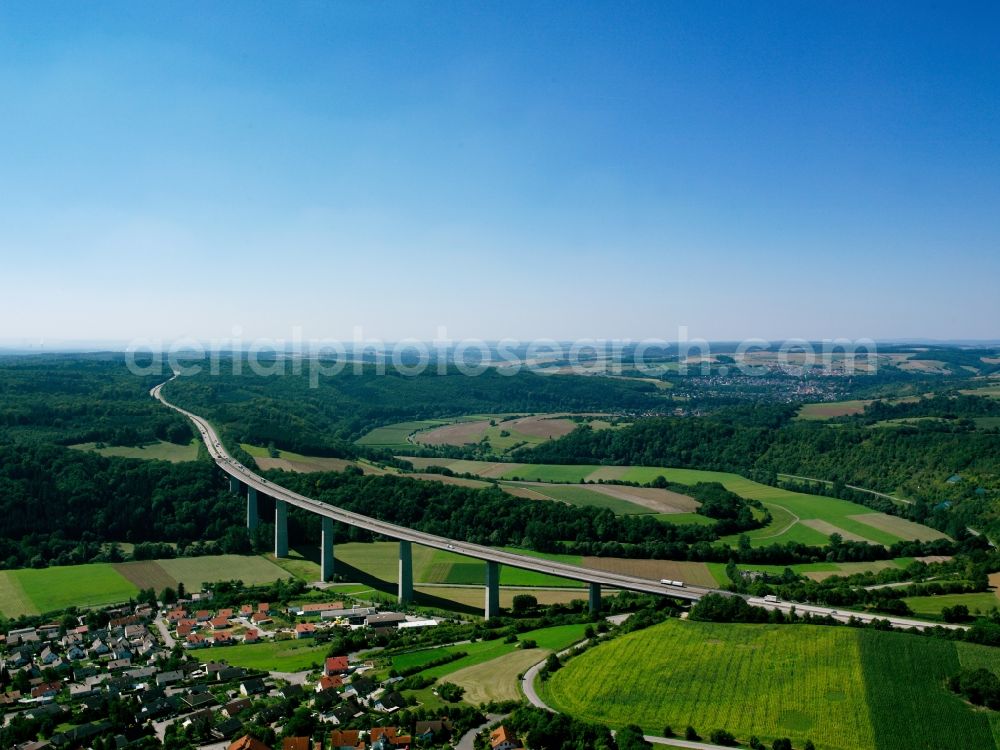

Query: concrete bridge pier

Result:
[321,517,335,582]
[589,582,602,614]
[247,486,259,531]
[229,476,241,494]
[398,541,413,604]
[485,561,501,620]
[274,498,288,558]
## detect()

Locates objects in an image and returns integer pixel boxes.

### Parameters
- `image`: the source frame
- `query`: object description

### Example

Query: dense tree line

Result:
[0,443,241,568]
[275,468,732,552]
[0,355,192,446]
[517,405,796,473]
[857,393,1000,425]
[686,481,768,534]
[948,668,1000,709]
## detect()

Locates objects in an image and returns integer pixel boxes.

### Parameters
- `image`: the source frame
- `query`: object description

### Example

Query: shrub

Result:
[709,729,737,746]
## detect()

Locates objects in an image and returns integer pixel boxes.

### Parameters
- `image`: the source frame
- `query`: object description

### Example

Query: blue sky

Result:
[1,2,998,345]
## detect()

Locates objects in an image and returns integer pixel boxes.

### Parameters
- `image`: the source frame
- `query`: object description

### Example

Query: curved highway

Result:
[151,375,967,630]
[151,377,709,600]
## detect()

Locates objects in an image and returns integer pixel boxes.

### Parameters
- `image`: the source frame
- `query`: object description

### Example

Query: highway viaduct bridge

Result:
[150,380,713,619]
[151,378,965,632]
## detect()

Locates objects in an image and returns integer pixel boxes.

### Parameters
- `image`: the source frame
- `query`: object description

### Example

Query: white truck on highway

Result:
[660,579,685,587]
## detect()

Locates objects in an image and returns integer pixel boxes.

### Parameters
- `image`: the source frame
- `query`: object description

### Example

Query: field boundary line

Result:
[751,502,801,540]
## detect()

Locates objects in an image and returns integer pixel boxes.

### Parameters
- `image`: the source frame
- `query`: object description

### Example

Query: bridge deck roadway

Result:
[151,380,707,600]
[151,377,967,632]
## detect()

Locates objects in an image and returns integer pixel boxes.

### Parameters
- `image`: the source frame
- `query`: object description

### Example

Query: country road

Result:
[153,614,175,648]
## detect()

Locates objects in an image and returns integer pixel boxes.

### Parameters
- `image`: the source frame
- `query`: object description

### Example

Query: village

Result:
[0,592,525,750]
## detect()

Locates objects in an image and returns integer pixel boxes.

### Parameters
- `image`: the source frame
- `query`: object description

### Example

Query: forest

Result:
[0,442,242,568]
[1,354,998,568]
[0,354,193,446]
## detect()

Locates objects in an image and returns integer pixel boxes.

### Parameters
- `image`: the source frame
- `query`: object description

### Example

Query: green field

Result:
[903,591,1000,620]
[961,385,1000,400]
[270,542,586,593]
[541,619,1000,750]
[620,467,944,547]
[502,482,652,515]
[0,564,140,616]
[397,459,943,547]
[70,439,200,463]
[326,542,585,590]
[448,647,548,703]
[269,551,324,582]
[212,638,331,672]
[796,400,873,420]
[356,420,462,451]
[859,627,998,750]
[153,555,291,589]
[0,571,42,616]
[386,622,589,679]
[0,555,293,618]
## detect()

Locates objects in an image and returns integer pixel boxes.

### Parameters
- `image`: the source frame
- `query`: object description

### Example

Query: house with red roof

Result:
[325,655,349,676]
[328,730,363,750]
[316,675,343,693]
[229,736,272,750]
[490,726,521,750]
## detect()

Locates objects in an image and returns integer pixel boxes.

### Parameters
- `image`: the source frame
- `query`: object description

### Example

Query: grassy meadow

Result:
[70,439,200,463]
[0,555,292,618]
[394,458,945,548]
[211,638,331,672]
[0,564,139,616]
[541,618,1000,750]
